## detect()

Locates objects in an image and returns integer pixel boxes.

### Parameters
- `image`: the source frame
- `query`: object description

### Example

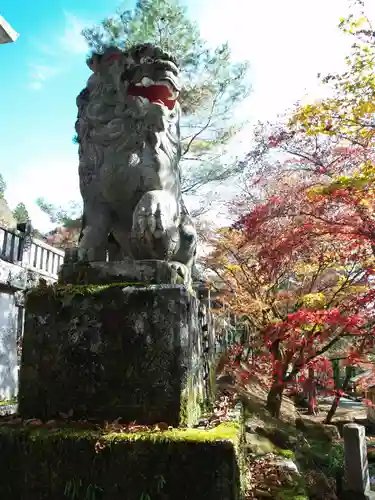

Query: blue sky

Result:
[0,0,364,231]
[1,0,123,229]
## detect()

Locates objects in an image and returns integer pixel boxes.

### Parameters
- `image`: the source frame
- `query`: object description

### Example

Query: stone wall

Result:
[0,231,63,401]
[0,290,19,400]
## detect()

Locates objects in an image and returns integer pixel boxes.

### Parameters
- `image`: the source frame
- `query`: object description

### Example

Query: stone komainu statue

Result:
[75,43,197,280]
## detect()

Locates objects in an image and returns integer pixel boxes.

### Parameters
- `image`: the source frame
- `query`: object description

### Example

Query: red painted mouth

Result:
[127,83,178,110]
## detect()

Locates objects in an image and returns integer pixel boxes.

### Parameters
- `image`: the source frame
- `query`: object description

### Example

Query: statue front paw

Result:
[169,261,191,287]
[131,190,179,260]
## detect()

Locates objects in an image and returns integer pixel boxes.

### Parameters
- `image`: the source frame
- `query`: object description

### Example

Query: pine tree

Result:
[12,202,30,224]
[82,0,250,197]
[0,174,6,199]
[38,0,251,234]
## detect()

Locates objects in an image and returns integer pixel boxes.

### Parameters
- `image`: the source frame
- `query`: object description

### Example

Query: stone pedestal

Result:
[0,422,244,500]
[18,283,205,426]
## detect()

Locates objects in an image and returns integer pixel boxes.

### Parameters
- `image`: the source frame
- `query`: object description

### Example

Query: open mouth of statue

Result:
[128,77,179,110]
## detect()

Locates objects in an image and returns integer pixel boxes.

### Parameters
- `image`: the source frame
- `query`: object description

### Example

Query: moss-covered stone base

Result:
[19,283,206,426]
[0,422,244,500]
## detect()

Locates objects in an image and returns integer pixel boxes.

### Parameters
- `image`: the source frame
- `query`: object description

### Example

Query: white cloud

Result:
[5,155,81,232]
[30,12,90,58]
[29,39,57,57]
[192,0,353,122]
[27,11,90,90]
[28,81,42,91]
[28,62,62,90]
[58,11,90,55]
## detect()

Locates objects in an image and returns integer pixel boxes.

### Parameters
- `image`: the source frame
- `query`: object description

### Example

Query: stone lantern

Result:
[0,16,19,44]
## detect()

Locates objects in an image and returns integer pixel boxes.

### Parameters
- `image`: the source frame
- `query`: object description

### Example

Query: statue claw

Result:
[169,261,191,286]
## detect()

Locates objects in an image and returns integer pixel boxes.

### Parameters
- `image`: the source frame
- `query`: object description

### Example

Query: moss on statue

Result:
[179,374,203,427]
[0,422,244,500]
[19,283,208,426]
[28,281,196,305]
[28,281,149,300]
[59,259,191,287]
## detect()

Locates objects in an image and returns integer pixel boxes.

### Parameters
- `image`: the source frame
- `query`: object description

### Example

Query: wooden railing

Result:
[0,226,23,263]
[0,227,64,279]
[24,238,65,278]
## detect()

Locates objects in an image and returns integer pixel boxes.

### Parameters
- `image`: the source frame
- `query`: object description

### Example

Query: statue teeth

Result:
[157,81,173,92]
[134,79,178,99]
[137,96,150,106]
[141,77,155,87]
[167,90,179,100]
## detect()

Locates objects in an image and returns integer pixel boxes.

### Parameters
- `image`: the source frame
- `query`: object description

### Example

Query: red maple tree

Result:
[207,124,375,419]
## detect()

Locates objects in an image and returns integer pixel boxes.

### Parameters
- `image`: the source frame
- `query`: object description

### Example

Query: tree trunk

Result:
[266,381,284,418]
[306,367,319,415]
[266,340,285,418]
[345,365,355,394]
[332,359,340,390]
[325,370,352,424]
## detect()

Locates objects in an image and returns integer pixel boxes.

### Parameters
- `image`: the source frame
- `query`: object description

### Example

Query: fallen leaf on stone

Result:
[154,422,169,431]
[45,420,58,427]
[94,438,106,454]
[253,489,272,498]
[24,419,43,425]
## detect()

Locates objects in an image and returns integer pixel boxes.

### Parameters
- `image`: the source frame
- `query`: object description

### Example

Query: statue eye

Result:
[140,56,153,64]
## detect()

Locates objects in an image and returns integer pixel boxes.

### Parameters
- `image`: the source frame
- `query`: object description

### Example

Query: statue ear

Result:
[86,49,122,73]
[102,50,122,64]
[86,54,100,72]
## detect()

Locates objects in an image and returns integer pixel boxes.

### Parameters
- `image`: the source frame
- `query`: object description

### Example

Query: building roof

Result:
[351,369,373,383]
[0,16,19,44]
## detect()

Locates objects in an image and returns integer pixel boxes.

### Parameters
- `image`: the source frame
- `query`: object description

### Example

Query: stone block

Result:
[18,283,206,426]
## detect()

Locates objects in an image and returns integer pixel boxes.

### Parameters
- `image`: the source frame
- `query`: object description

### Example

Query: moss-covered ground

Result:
[241,394,346,499]
[218,379,345,499]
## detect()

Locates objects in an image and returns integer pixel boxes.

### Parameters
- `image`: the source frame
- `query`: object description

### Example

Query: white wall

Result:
[0,290,19,400]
